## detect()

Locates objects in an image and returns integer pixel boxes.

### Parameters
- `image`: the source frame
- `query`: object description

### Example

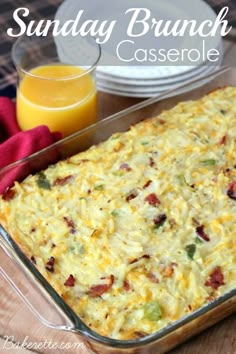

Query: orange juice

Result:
[17,65,97,137]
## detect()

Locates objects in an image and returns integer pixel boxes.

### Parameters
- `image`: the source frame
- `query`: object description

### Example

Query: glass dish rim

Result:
[0,65,235,349]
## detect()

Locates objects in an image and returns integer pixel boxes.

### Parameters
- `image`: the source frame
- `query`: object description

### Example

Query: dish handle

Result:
[0,242,77,332]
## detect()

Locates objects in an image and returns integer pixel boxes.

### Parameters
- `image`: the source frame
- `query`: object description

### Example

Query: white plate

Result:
[55,0,222,80]
[97,64,222,97]
[96,39,224,86]
[97,57,221,87]
[97,42,224,93]
[97,45,224,96]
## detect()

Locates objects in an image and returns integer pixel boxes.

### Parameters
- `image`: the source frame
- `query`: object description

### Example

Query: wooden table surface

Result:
[0,39,236,354]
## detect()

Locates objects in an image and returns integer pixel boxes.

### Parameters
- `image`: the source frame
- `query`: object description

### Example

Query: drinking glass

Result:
[12,31,101,138]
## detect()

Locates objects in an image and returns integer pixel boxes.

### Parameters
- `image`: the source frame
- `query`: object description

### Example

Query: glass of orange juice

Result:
[12,31,101,138]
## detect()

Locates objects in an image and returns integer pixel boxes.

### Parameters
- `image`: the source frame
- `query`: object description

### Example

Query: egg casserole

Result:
[0,87,236,340]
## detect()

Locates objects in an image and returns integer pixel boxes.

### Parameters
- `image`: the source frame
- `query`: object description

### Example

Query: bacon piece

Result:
[88,275,114,297]
[162,264,175,278]
[206,295,215,302]
[63,217,76,234]
[146,272,159,283]
[53,175,73,186]
[145,193,160,207]
[227,181,236,200]
[30,256,36,264]
[64,274,75,287]
[80,159,90,163]
[45,257,55,273]
[2,188,15,201]
[123,280,131,291]
[196,225,210,242]
[126,190,138,202]
[219,135,227,145]
[149,157,155,167]
[153,214,167,228]
[133,331,148,338]
[205,267,225,290]
[223,168,231,176]
[143,180,152,189]
[120,163,132,172]
[129,254,150,264]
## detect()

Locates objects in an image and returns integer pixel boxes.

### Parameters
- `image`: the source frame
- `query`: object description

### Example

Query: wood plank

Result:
[169,314,236,354]
[0,337,36,354]
[0,271,90,354]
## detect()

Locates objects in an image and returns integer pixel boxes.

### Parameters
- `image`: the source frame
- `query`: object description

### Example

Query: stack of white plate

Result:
[55,0,224,98]
[96,58,223,98]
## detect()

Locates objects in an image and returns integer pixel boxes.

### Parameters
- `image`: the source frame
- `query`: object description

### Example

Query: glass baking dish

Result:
[0,66,235,354]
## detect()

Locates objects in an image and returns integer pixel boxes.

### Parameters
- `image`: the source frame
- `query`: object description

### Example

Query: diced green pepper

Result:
[176,174,186,186]
[111,210,119,217]
[185,244,196,260]
[110,134,120,140]
[69,243,85,255]
[94,184,104,191]
[112,171,124,177]
[195,236,203,244]
[200,159,217,166]
[36,172,51,190]
[142,301,162,321]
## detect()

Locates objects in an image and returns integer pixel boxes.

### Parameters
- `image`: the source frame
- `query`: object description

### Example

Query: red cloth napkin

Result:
[0,97,62,194]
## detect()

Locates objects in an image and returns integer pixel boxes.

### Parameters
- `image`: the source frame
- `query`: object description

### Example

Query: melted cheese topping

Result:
[0,87,236,340]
